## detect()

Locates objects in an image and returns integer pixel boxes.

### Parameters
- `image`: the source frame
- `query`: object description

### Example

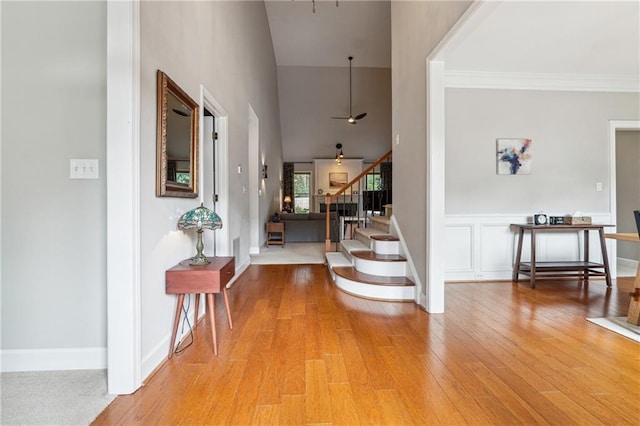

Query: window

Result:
[293,172,310,213]
[365,172,381,190]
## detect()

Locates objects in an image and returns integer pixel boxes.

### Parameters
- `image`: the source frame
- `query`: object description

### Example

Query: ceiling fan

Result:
[331,56,367,125]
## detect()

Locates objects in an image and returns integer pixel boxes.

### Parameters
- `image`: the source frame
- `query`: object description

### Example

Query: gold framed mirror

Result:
[156,70,199,198]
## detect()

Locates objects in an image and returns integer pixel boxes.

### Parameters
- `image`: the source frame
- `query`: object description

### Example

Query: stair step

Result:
[370,216,390,232]
[351,251,406,262]
[333,267,414,287]
[371,235,398,242]
[341,239,370,253]
[370,216,391,226]
[354,227,387,239]
[326,252,352,267]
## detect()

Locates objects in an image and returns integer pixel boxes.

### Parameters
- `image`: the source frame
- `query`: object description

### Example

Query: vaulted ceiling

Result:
[264,0,639,162]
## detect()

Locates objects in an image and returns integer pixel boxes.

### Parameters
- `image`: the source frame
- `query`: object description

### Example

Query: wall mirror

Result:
[156,70,199,198]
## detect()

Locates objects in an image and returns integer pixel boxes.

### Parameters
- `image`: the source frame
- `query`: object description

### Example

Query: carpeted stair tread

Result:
[370,216,391,225]
[354,227,386,239]
[371,235,398,242]
[341,239,370,253]
[333,266,414,286]
[352,251,406,262]
[325,252,352,268]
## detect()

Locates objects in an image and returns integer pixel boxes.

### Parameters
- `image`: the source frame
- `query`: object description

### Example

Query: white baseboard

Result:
[1,347,106,372]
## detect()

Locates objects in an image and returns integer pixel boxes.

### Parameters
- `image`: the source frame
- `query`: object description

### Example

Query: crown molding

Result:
[445,71,640,93]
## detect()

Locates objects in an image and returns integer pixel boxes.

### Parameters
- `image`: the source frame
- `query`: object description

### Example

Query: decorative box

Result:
[564,216,592,225]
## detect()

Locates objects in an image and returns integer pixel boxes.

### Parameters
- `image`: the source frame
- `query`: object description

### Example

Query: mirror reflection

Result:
[156,70,199,198]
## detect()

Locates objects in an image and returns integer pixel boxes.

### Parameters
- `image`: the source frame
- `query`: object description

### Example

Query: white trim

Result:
[608,119,640,276]
[1,348,106,372]
[248,105,260,255]
[445,71,640,93]
[389,215,422,304]
[425,60,446,314]
[106,0,141,395]
[200,85,231,256]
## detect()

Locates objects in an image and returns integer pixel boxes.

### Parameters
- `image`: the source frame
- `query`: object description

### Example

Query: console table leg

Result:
[513,228,524,282]
[168,294,185,359]
[598,228,612,287]
[530,229,537,289]
[194,294,200,326]
[206,293,218,356]
[223,287,233,329]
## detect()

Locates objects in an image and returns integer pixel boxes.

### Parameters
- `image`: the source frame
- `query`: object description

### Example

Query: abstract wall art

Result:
[496,138,532,175]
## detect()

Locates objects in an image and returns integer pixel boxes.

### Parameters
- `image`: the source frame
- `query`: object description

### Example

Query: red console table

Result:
[166,256,234,357]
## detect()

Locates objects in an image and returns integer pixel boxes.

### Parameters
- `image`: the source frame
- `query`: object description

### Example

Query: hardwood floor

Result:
[93,265,639,425]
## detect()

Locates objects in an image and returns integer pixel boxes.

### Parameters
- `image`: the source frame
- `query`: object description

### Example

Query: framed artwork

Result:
[497,138,532,175]
[329,172,348,188]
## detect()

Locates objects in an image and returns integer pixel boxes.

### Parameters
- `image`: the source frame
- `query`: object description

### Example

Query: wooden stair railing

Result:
[325,150,392,252]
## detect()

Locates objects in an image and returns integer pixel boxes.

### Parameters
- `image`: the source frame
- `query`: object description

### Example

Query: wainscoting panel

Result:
[478,224,513,277]
[444,213,613,282]
[444,225,473,278]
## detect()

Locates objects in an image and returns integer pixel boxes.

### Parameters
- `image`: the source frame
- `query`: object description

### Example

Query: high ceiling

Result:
[264,0,391,68]
[265,0,639,77]
[444,1,639,77]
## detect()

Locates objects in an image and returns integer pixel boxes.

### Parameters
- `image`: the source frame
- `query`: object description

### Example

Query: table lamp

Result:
[283,195,292,212]
[177,203,222,265]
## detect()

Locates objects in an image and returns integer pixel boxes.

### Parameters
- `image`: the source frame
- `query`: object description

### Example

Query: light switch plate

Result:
[70,159,99,179]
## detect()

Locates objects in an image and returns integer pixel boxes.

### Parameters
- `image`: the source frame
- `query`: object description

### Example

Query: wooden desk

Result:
[166,257,234,357]
[512,224,613,289]
[266,221,285,247]
[604,232,640,325]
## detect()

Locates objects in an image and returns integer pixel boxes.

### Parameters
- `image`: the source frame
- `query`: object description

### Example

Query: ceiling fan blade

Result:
[331,116,349,120]
[354,112,367,120]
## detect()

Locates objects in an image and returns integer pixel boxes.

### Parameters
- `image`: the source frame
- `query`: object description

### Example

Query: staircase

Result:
[325,214,416,301]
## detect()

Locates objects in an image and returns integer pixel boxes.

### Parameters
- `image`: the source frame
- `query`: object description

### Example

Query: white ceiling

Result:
[443,1,640,77]
[265,0,639,78]
[264,0,391,68]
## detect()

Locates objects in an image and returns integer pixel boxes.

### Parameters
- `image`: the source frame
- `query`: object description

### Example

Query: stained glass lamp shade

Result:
[177,203,223,265]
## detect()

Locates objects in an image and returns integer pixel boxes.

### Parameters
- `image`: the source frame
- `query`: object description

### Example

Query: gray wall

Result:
[1,2,107,354]
[277,66,391,162]
[445,89,640,215]
[139,1,282,376]
[391,1,471,292]
[616,130,640,260]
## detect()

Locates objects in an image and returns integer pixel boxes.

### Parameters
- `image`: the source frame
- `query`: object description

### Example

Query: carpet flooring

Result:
[250,242,327,265]
[586,316,640,343]
[0,369,114,425]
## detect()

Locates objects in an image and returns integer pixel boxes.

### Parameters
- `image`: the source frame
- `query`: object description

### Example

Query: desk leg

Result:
[168,294,185,359]
[223,287,233,329]
[584,230,590,283]
[194,294,200,326]
[206,293,218,356]
[530,229,537,289]
[513,228,524,282]
[597,228,612,287]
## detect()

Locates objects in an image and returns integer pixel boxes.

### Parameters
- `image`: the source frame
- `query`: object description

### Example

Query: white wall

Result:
[445,89,640,214]
[390,1,472,296]
[138,1,282,378]
[444,89,640,281]
[1,2,107,370]
[616,130,640,260]
[277,65,391,162]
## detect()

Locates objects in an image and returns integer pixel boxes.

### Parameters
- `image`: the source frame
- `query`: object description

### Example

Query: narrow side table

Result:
[266,221,285,247]
[166,256,234,357]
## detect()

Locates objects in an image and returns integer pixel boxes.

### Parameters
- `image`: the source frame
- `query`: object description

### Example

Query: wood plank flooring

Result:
[93,265,639,425]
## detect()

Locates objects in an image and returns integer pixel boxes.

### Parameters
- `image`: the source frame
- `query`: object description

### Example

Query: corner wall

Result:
[1,2,107,370]
[390,1,472,303]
